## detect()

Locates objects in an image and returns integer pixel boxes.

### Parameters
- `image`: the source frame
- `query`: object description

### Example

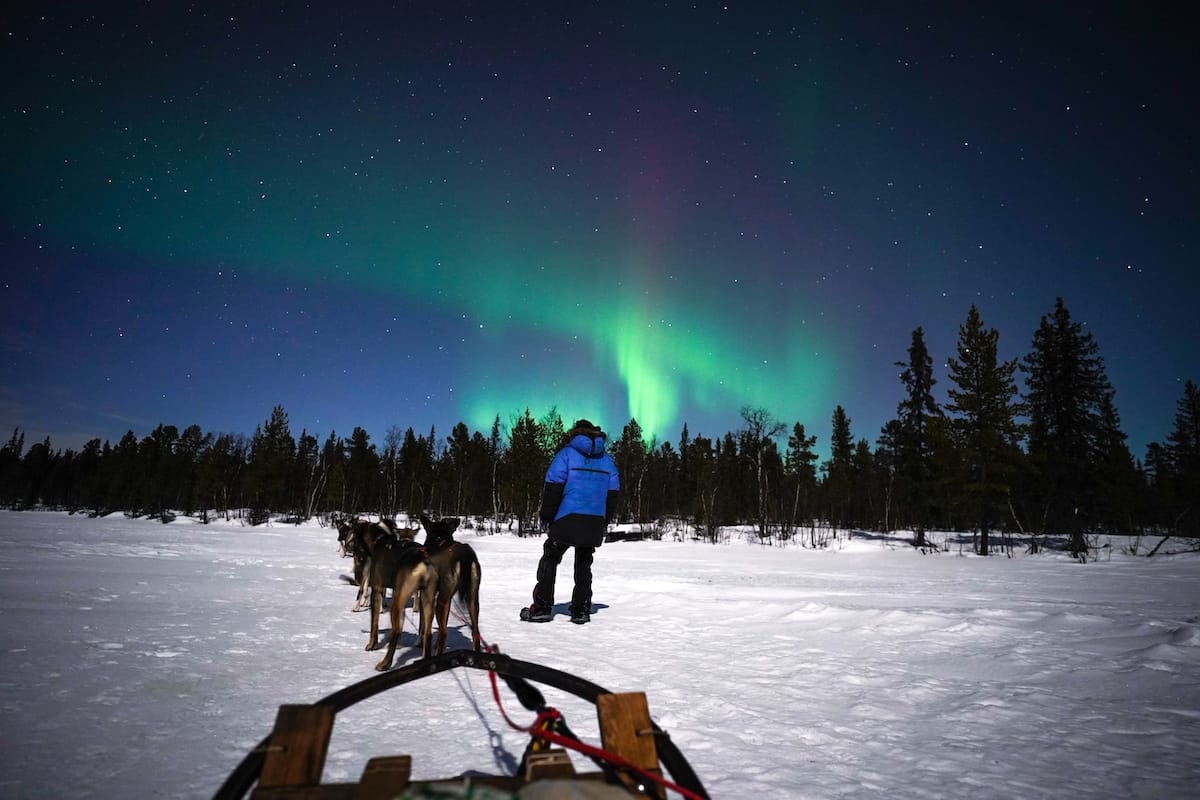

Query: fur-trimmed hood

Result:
[565,419,606,457]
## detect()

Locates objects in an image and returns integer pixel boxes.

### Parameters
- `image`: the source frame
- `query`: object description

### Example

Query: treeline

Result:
[1,299,1197,554]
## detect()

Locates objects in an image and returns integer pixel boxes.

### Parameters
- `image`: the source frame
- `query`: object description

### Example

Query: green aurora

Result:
[13,95,842,442]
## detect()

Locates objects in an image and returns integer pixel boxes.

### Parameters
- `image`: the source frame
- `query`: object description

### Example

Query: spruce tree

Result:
[398,427,433,513]
[612,418,647,525]
[0,429,25,507]
[850,439,878,530]
[345,427,380,516]
[176,424,211,515]
[505,409,546,532]
[875,419,902,531]
[294,430,322,521]
[688,434,719,541]
[945,305,1020,555]
[785,422,819,534]
[893,327,942,548]
[1092,395,1138,533]
[444,422,467,516]
[246,406,295,522]
[825,406,854,529]
[320,432,347,514]
[1164,379,1200,535]
[718,432,744,524]
[1021,298,1121,554]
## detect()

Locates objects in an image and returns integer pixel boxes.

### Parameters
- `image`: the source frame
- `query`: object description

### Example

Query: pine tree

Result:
[651,439,681,526]
[688,434,719,541]
[440,422,490,518]
[505,409,546,532]
[398,427,433,513]
[611,418,647,525]
[1164,379,1200,535]
[175,425,211,515]
[1092,395,1138,533]
[246,405,295,521]
[851,438,881,530]
[77,438,105,512]
[892,327,942,548]
[677,423,693,523]
[108,431,140,512]
[537,407,564,457]
[717,432,744,525]
[444,422,471,517]
[0,429,25,507]
[139,424,179,517]
[945,305,1020,555]
[20,437,54,508]
[875,419,902,531]
[320,432,347,513]
[784,422,819,535]
[294,429,323,522]
[825,406,854,529]
[345,427,380,516]
[1021,298,1122,554]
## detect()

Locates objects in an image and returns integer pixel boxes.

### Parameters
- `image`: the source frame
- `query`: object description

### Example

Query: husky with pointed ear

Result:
[342,518,418,612]
[365,534,437,671]
[418,515,482,653]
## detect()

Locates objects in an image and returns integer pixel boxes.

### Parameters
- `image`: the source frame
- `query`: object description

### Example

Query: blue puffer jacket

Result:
[540,426,620,547]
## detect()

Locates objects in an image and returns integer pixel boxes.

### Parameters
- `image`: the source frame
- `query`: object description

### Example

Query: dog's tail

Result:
[456,556,480,607]
[458,557,482,649]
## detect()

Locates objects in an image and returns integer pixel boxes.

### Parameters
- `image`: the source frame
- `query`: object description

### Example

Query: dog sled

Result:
[213,649,710,800]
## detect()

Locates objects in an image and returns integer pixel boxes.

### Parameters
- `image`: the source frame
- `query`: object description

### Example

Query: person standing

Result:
[520,419,619,624]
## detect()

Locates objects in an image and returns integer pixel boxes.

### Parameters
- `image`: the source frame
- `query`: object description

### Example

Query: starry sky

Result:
[2,3,1196,461]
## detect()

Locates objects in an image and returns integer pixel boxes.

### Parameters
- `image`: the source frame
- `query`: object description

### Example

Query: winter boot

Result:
[519,606,552,623]
[569,607,590,625]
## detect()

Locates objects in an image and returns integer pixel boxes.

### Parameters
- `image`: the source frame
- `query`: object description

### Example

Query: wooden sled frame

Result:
[213,650,709,800]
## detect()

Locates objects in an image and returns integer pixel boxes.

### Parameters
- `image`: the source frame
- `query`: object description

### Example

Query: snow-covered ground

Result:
[1,510,1197,799]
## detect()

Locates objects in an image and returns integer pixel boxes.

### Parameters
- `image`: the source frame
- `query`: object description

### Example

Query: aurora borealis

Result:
[3,4,1196,458]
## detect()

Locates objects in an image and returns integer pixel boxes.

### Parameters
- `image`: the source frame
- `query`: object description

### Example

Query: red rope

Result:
[528,720,707,800]
[484,643,705,800]
[486,654,534,733]
[405,561,705,796]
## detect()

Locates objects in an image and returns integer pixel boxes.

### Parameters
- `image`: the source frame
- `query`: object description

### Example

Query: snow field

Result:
[0,511,1197,798]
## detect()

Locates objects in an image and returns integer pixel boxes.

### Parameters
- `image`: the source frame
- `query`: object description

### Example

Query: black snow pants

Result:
[531,536,595,613]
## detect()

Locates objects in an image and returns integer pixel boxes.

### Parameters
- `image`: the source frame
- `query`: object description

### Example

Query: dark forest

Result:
[3,300,1197,554]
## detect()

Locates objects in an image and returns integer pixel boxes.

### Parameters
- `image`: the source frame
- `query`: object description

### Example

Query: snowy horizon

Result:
[1,510,1198,798]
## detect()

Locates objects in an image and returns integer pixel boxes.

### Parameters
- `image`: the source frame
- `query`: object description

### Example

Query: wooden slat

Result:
[353,755,412,800]
[250,786,354,800]
[524,748,577,781]
[257,704,335,789]
[597,692,665,799]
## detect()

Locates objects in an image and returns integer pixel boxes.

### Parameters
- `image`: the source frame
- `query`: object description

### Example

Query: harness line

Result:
[483,643,706,800]
[433,582,704,799]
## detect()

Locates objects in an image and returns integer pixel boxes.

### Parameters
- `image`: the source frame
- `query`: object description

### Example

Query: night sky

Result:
[3,3,1196,461]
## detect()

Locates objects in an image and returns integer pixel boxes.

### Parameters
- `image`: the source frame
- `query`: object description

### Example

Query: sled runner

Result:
[213,649,710,800]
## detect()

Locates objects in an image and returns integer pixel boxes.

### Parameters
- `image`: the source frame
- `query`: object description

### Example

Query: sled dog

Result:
[418,515,483,653]
[365,535,436,671]
[339,518,417,612]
